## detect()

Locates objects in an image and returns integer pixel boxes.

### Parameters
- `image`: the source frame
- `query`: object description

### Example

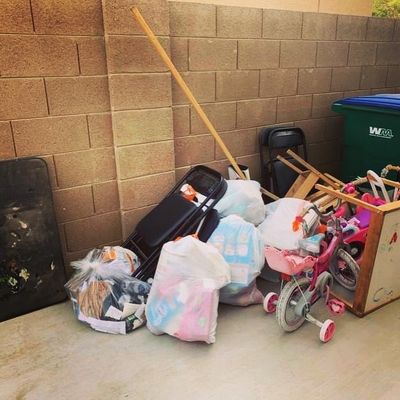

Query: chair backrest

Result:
[259,126,307,195]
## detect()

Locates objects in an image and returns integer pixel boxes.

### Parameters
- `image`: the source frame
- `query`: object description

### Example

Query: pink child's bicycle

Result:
[263,211,356,343]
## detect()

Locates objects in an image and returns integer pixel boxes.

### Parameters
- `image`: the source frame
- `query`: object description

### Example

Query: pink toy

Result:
[263,215,356,343]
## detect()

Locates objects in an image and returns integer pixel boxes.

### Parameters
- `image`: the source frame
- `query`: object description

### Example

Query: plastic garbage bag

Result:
[258,198,319,251]
[214,180,265,225]
[208,215,264,306]
[65,246,151,335]
[145,235,230,344]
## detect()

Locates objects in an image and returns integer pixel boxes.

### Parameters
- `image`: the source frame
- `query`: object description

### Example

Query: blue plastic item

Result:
[336,94,400,111]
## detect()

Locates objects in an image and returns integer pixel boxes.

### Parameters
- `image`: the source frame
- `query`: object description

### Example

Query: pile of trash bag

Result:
[66,179,269,342]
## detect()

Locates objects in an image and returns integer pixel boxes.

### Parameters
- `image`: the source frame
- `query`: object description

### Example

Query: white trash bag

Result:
[208,215,264,306]
[258,198,319,251]
[145,236,230,344]
[215,180,265,225]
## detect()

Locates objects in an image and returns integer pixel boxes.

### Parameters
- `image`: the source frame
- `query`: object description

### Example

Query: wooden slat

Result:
[286,150,341,188]
[324,173,345,186]
[285,175,306,197]
[276,155,305,175]
[378,200,400,212]
[315,184,382,213]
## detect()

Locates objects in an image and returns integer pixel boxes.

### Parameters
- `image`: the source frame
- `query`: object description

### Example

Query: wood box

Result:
[316,183,400,317]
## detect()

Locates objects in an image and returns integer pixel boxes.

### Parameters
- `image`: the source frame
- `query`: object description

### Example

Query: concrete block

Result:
[316,41,349,67]
[376,43,400,66]
[116,141,175,179]
[295,118,326,144]
[277,95,312,123]
[122,206,155,239]
[312,92,343,118]
[0,122,15,159]
[93,181,120,214]
[238,40,279,69]
[87,113,113,148]
[0,36,79,77]
[109,73,171,110]
[280,40,317,68]
[106,36,169,73]
[119,171,175,210]
[64,211,122,252]
[103,0,169,35]
[54,148,116,188]
[217,6,262,38]
[263,9,302,39]
[343,89,370,97]
[12,116,89,157]
[77,37,107,76]
[173,106,190,137]
[236,98,277,128]
[387,66,400,87]
[189,39,237,71]
[302,12,337,40]
[360,66,388,89]
[215,128,258,160]
[260,69,298,97]
[191,102,236,134]
[46,76,110,115]
[169,2,215,37]
[298,68,332,95]
[113,108,173,146]
[171,38,188,71]
[366,17,395,41]
[175,135,215,167]
[53,186,94,223]
[336,15,367,40]
[31,0,103,35]
[0,0,33,33]
[0,78,48,121]
[331,67,361,91]
[216,71,259,101]
[172,72,215,105]
[202,159,230,178]
[348,42,376,66]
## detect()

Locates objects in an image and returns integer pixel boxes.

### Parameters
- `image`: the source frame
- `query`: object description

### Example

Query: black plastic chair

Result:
[123,165,227,281]
[259,126,307,198]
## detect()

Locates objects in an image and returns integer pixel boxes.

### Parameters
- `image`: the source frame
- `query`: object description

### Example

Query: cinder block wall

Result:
[1,0,400,268]
[169,2,400,183]
[0,0,121,269]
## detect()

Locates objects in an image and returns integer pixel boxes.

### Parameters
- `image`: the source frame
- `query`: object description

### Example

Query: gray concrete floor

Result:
[1,286,400,400]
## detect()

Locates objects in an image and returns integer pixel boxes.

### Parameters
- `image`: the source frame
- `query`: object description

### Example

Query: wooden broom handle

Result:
[130,7,279,201]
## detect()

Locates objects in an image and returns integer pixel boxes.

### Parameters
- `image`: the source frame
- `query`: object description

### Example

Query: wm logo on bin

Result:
[369,126,394,139]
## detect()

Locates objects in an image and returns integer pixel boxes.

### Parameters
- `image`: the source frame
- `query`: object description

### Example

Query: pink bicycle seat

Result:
[264,246,316,275]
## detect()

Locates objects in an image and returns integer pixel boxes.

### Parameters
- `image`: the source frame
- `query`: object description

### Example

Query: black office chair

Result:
[259,126,307,198]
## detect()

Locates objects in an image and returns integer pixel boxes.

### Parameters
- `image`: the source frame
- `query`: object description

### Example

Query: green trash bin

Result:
[332,95,400,182]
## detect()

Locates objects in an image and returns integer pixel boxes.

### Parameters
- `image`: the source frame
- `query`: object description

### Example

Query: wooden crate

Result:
[316,183,400,317]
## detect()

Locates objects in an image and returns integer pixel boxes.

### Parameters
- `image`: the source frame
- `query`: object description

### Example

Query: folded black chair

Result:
[123,165,227,281]
[259,126,307,198]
